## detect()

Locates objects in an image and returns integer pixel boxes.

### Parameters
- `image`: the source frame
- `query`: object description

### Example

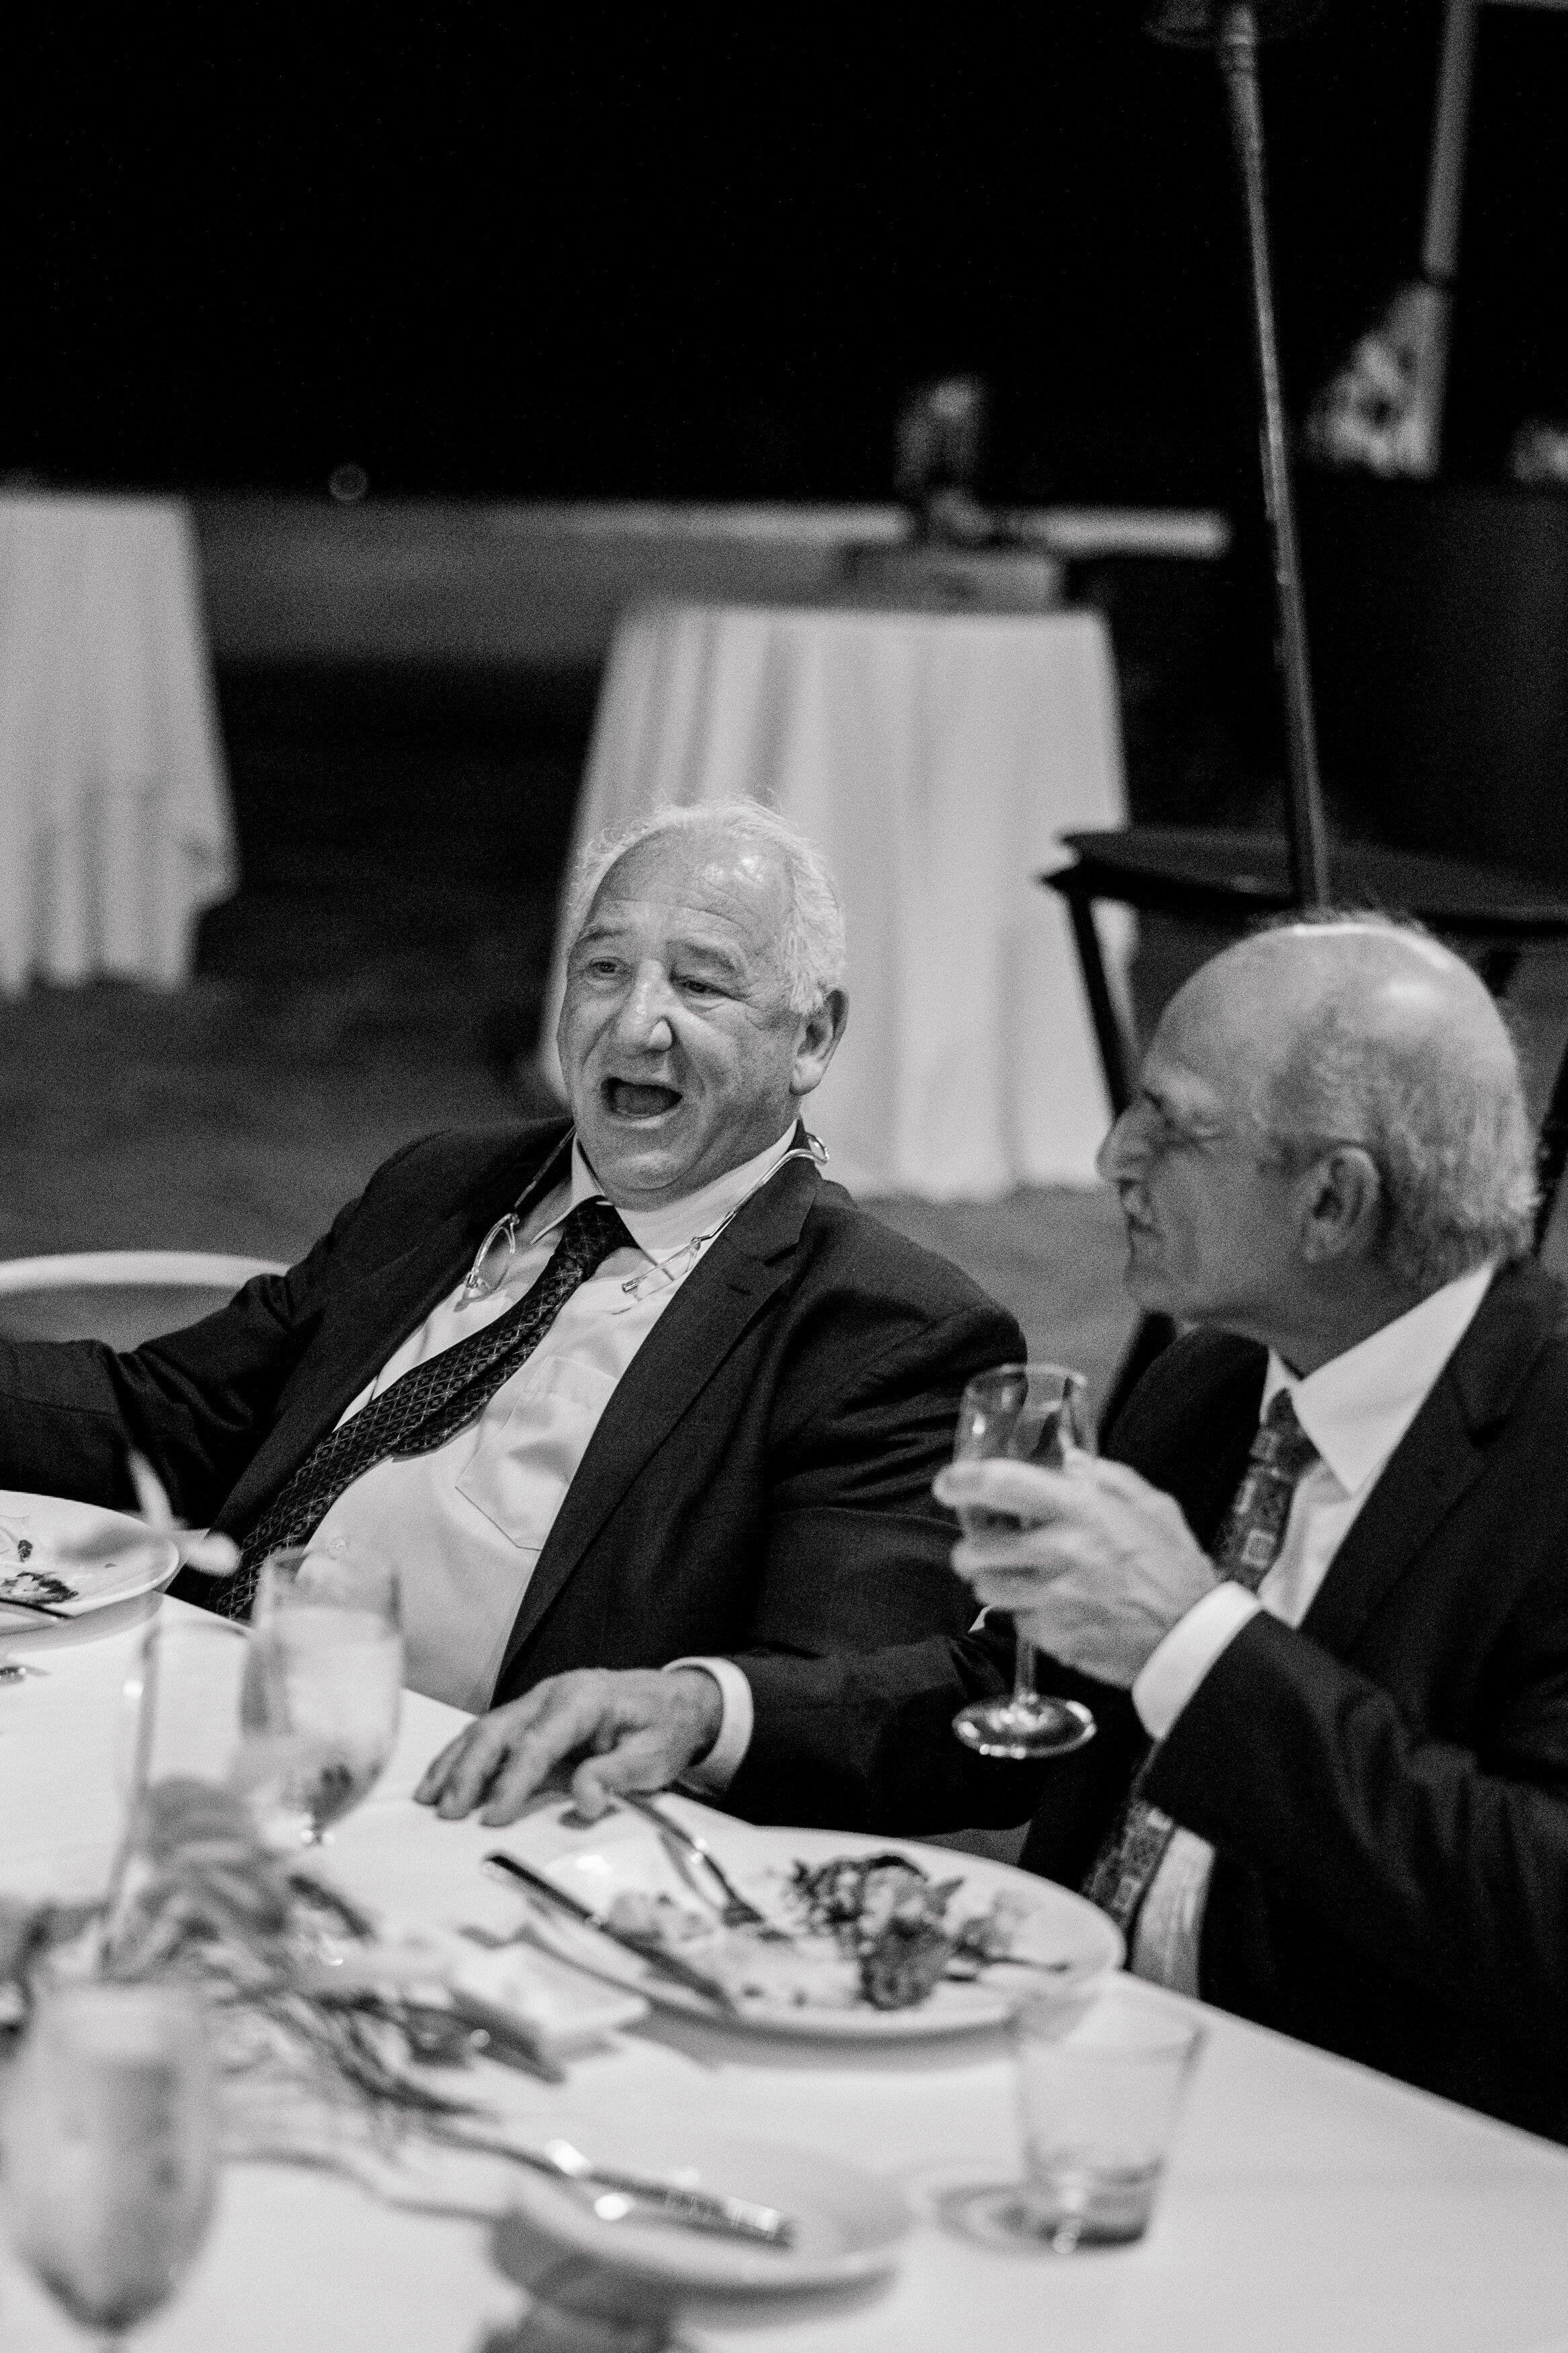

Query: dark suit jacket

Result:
[0,1121,1022,1702]
[727,1261,1568,2143]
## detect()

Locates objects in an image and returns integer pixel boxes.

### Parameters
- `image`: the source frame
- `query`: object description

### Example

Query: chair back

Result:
[0,1251,286,1349]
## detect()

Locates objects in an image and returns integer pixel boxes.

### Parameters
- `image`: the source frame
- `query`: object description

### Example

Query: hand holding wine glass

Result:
[940,1363,1098,1760]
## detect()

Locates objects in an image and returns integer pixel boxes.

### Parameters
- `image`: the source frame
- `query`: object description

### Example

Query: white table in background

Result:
[0,494,235,990]
[3,1597,1568,2353]
[540,601,1130,1198]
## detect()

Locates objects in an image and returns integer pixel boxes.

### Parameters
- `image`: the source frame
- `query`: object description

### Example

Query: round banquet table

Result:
[539,601,1131,1197]
[0,494,235,990]
[4,1595,1568,2353]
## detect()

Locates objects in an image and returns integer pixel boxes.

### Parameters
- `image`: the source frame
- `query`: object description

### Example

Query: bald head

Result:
[1160,917,1535,1291]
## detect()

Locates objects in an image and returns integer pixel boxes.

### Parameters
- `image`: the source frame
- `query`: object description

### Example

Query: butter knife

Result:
[444,2126,794,2245]
[482,1851,741,2016]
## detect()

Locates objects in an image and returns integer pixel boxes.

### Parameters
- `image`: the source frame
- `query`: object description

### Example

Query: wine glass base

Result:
[952,1698,1096,1760]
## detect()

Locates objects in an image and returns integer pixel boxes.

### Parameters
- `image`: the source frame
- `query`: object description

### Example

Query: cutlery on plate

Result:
[944,1951,1073,1981]
[127,1450,240,1579]
[482,1851,742,2016]
[442,2126,794,2245]
[0,1593,71,1621]
[616,1792,789,1938]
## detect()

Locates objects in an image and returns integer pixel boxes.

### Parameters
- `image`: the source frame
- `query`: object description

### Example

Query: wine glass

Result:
[0,1981,218,2348]
[950,1363,1098,1759]
[237,1540,403,1845]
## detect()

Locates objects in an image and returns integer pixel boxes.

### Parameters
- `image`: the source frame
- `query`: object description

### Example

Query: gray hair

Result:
[1247,912,1537,1291]
[565,799,847,1014]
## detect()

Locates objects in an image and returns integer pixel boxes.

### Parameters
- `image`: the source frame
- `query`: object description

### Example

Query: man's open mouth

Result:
[603,1078,682,1119]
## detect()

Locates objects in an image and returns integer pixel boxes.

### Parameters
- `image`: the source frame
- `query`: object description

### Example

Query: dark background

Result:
[7,4,1567,504]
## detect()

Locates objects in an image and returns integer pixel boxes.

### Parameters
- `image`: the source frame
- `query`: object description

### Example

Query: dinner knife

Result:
[482,1851,741,2015]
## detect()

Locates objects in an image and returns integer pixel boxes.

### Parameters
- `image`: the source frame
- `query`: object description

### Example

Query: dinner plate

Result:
[495,1806,1123,2040]
[489,2124,911,2297]
[0,1489,179,1620]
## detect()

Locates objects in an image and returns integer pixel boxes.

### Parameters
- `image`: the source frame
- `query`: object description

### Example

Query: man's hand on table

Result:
[934,1456,1218,1688]
[414,1666,724,1826]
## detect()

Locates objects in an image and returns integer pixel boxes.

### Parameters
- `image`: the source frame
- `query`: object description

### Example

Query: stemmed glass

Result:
[237,1540,403,1845]
[950,1363,1097,1759]
[0,1981,218,2349]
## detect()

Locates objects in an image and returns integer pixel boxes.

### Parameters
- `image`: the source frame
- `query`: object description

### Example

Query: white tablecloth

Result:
[4,1596,1568,2353]
[0,495,235,990]
[542,602,1129,1197]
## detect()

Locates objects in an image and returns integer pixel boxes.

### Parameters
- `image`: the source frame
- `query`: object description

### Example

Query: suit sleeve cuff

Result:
[1132,1584,1261,1738]
[663,1656,754,1792]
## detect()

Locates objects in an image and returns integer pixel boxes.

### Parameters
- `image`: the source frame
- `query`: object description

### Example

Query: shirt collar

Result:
[528,1122,803,1262]
[1261,1259,1495,1497]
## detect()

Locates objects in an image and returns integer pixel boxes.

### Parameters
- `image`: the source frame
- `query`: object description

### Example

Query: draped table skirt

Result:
[0,494,235,990]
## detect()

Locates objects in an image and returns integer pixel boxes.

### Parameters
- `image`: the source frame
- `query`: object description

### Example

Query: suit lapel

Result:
[1302,1261,1558,1657]
[495,1152,821,1681]
[1300,1373,1485,1654]
[218,1125,573,1532]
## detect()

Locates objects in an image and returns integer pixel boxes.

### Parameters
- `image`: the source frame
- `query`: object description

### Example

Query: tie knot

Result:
[1253,1387,1318,1482]
[558,1195,636,1274]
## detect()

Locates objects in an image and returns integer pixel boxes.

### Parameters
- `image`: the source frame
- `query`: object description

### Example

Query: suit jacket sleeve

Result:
[729,1296,1026,1663]
[0,1142,425,1522]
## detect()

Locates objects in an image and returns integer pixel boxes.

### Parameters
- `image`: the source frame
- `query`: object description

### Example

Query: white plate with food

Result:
[491,1805,1122,2040]
[489,2124,911,2297]
[0,1490,179,1622]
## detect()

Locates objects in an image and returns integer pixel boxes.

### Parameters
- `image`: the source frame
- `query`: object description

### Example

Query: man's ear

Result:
[1296,1145,1385,1265]
[790,989,849,1097]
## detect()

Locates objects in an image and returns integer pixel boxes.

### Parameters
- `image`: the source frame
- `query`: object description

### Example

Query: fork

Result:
[616,1792,789,1938]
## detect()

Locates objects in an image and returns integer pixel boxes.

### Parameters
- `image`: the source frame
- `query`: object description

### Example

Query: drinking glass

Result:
[0,1981,218,2346]
[950,1362,1097,1759]
[237,1540,403,1845]
[1001,1979,1205,2249]
[116,1611,249,1802]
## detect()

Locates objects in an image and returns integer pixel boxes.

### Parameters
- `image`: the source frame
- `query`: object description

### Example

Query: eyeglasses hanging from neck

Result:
[459,1134,830,1304]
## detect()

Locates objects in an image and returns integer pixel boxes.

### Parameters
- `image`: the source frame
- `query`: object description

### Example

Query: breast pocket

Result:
[454,1355,620,1548]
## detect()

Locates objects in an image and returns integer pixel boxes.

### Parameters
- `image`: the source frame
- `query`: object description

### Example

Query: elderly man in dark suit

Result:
[0,799,1019,1768]
[462,915,1568,2143]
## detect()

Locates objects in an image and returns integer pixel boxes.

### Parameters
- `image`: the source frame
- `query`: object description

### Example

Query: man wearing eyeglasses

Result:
[464,914,1568,2142]
[0,799,1019,1737]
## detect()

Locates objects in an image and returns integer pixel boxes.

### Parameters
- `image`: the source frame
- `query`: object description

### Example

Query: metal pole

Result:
[1217,2,1333,908]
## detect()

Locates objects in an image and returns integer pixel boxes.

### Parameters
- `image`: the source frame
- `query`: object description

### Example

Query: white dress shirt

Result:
[314,1123,801,1713]
[1127,1259,1495,1993]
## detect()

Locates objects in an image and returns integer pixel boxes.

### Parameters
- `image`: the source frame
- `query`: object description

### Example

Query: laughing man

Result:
[0,801,1020,1767]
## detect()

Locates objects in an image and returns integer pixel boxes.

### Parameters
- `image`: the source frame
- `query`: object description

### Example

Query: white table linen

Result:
[541,601,1130,1198]
[0,495,235,990]
[3,1596,1568,2353]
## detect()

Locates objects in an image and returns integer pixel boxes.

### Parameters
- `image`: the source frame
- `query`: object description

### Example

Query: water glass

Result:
[1005,1979,1204,2249]
[116,1611,249,1802]
[238,1540,403,1845]
[0,1981,218,2346]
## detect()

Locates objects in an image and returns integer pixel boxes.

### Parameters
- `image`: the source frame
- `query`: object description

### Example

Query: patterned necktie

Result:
[213,1196,634,1621]
[1080,1387,1320,1935]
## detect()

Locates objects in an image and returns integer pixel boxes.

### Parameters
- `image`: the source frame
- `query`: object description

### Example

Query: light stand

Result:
[1149,0,1333,908]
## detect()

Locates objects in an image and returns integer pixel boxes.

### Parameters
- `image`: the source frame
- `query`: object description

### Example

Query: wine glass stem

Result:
[1014,1628,1040,1707]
